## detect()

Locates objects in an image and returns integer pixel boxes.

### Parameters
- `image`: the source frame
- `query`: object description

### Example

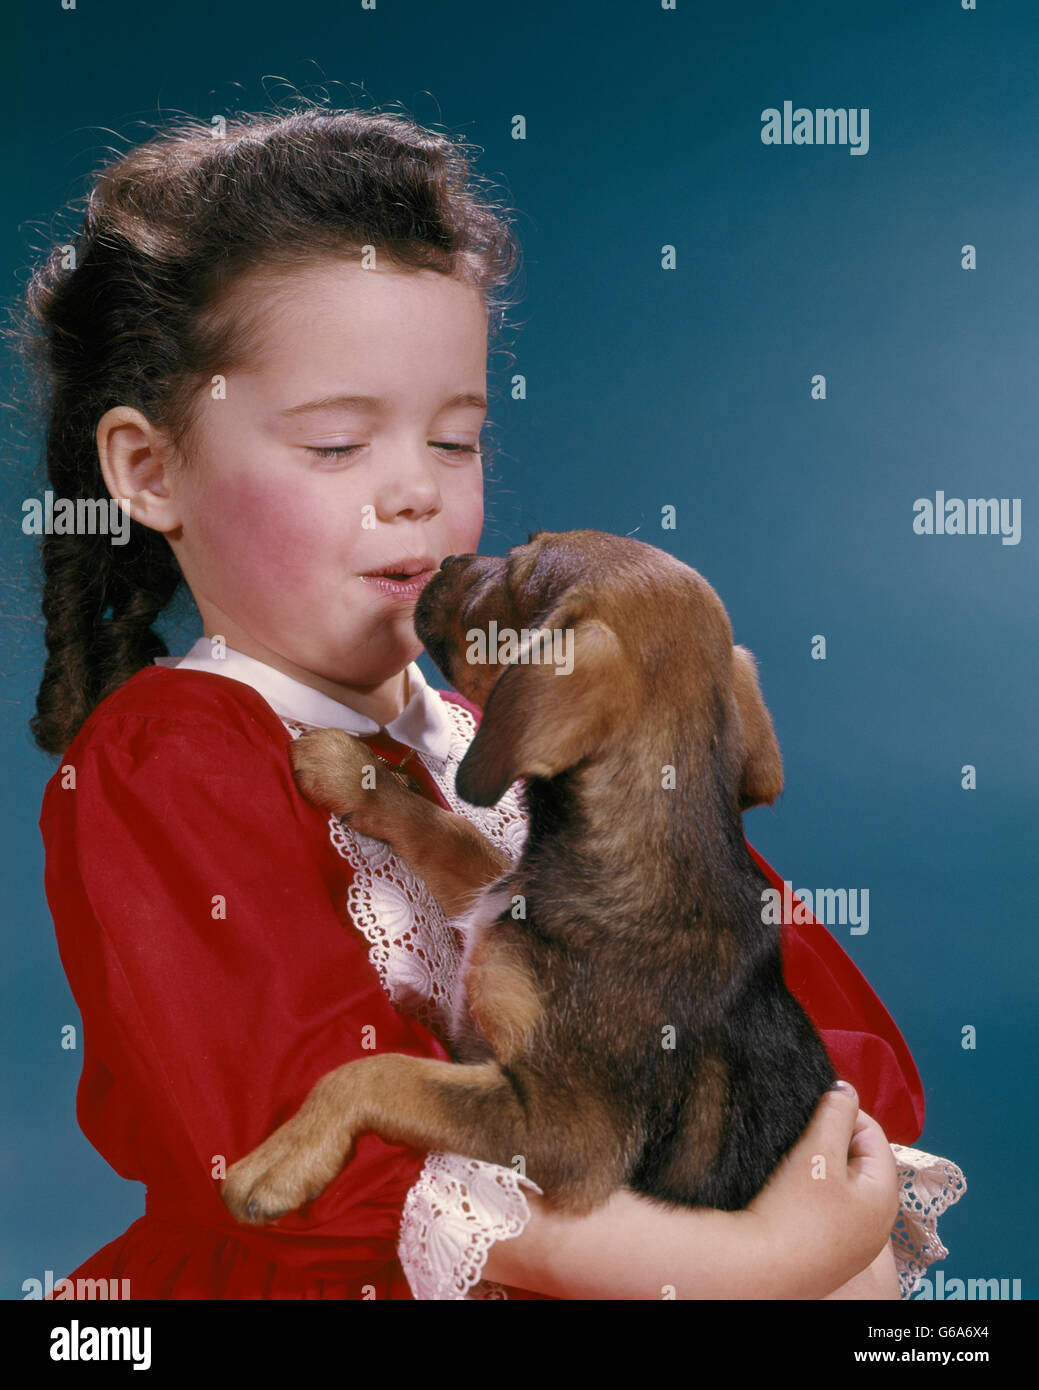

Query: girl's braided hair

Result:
[10,102,521,755]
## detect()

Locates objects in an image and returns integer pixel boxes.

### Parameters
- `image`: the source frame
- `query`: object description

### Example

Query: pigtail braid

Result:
[32,520,182,756]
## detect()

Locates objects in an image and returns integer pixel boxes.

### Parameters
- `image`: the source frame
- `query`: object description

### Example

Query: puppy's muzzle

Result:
[414,553,503,682]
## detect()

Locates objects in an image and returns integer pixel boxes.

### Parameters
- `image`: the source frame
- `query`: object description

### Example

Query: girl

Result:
[20,105,962,1300]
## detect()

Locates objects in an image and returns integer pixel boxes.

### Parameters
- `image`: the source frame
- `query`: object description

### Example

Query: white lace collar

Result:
[153,638,455,762]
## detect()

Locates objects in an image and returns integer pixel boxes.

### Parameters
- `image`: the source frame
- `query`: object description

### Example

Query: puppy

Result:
[222,529,835,1224]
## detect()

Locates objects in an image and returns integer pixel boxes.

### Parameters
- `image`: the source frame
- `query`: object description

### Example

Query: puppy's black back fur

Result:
[453,767,835,1211]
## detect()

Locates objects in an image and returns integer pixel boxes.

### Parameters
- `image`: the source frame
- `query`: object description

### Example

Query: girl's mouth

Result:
[359,569,437,601]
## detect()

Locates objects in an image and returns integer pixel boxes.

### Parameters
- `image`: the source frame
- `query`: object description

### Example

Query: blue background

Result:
[2,0,1035,1299]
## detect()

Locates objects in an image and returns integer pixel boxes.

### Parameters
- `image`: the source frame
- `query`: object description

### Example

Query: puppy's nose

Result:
[439,554,473,570]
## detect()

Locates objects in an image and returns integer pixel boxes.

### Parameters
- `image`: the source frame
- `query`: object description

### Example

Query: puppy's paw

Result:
[221,1117,355,1227]
[289,729,370,812]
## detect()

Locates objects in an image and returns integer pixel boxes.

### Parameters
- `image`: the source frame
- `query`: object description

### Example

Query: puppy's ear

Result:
[731,645,783,809]
[455,617,625,806]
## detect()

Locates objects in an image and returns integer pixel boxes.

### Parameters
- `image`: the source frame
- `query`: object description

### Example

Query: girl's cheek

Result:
[195,472,336,575]
[448,479,485,552]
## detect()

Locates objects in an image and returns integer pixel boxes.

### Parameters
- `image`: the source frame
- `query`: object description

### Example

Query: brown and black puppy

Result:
[222,529,835,1224]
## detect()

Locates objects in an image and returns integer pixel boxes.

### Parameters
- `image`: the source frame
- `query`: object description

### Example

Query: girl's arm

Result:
[483,1084,899,1299]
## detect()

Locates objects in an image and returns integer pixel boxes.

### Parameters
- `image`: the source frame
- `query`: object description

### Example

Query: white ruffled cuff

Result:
[890,1143,967,1299]
[398,1151,544,1300]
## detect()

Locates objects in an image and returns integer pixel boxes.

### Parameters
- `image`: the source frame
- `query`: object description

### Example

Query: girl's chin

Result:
[343,626,424,677]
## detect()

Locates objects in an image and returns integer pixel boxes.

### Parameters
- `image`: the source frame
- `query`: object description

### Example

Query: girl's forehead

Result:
[227,257,485,322]
[218,259,488,381]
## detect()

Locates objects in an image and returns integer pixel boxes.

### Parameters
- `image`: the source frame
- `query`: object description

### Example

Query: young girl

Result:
[21,105,963,1300]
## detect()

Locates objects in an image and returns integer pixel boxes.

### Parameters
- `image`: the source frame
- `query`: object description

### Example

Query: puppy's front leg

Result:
[222,1056,524,1225]
[290,729,510,914]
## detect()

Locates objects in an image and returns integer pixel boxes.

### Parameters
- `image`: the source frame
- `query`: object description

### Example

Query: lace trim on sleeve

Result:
[398,1151,544,1301]
[889,1144,967,1299]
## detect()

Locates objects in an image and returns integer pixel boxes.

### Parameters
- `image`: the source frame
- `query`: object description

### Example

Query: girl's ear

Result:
[96,406,181,534]
[731,645,783,809]
[455,616,626,807]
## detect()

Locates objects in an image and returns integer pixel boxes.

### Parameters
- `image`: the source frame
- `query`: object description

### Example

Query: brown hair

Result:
[9,101,522,755]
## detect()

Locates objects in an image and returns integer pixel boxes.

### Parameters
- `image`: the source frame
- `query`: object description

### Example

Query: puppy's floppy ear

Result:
[731,645,783,809]
[455,615,626,806]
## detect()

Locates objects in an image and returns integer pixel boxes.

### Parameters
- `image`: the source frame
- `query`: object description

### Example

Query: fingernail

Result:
[830,1079,856,1096]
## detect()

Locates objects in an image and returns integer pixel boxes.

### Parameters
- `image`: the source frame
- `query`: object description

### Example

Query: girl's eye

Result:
[433,442,481,455]
[305,442,481,460]
[307,445,363,459]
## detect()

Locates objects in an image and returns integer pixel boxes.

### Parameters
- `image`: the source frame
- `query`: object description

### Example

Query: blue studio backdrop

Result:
[2,0,1035,1300]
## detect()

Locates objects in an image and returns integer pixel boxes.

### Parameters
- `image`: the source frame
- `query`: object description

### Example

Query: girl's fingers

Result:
[847,1107,897,1194]
[847,1107,886,1163]
[825,1085,892,1178]
[801,1080,859,1170]
[844,1104,900,1229]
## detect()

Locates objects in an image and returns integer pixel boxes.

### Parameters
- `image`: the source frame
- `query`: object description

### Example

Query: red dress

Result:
[40,666,924,1300]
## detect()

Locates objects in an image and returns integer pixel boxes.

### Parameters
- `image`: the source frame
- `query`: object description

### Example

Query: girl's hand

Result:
[747,1081,900,1298]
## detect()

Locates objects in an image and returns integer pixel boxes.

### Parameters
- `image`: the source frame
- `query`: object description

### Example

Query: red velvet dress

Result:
[40,664,925,1300]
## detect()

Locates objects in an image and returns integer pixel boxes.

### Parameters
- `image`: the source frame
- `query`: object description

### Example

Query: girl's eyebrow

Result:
[276,392,488,418]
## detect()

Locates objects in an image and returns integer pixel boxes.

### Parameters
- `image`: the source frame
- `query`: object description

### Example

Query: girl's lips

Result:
[359,569,437,601]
